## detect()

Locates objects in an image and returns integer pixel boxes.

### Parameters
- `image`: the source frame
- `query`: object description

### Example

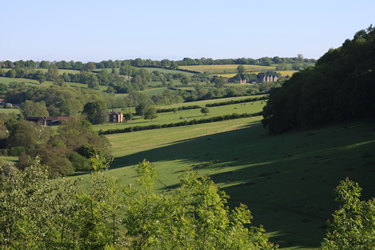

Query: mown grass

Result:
[157,95,266,109]
[141,67,195,76]
[0,156,18,164]
[74,117,375,249]
[0,76,107,92]
[0,77,41,86]
[37,69,82,75]
[93,99,266,132]
[217,70,298,78]
[179,64,275,73]
[0,107,21,115]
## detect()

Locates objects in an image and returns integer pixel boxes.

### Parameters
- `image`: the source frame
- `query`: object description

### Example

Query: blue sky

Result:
[1,0,374,62]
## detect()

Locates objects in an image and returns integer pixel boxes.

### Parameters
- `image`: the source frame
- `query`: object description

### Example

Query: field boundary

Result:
[99,111,263,135]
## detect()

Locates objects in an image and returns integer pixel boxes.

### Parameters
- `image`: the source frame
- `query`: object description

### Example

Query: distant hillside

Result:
[262,25,375,134]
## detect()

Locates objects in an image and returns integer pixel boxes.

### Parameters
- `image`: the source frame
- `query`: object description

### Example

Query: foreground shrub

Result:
[0,158,277,249]
[322,178,375,249]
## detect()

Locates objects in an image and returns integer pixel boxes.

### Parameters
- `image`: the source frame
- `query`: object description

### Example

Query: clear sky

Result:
[1,0,374,62]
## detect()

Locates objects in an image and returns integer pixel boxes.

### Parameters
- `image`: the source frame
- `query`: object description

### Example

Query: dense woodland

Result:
[263,25,375,133]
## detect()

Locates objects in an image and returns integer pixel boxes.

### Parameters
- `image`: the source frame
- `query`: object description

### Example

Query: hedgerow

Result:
[99,111,263,135]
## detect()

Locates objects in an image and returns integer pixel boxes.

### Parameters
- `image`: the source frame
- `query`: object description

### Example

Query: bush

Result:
[7,146,26,156]
[67,151,91,171]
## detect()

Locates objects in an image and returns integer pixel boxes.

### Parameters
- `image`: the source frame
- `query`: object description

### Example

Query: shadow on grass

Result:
[110,120,375,248]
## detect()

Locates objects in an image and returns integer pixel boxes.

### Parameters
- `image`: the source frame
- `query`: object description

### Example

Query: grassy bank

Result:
[73,117,375,249]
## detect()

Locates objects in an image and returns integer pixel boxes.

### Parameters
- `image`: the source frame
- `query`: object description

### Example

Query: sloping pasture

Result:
[76,117,375,249]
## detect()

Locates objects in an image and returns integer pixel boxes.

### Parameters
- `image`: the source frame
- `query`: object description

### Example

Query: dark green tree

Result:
[144,106,158,120]
[47,64,59,81]
[214,77,226,88]
[82,101,108,125]
[181,75,191,85]
[21,100,49,117]
[237,65,245,75]
[200,107,210,116]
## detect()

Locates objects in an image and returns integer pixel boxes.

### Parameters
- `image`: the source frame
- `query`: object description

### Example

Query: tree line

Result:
[0,55,316,70]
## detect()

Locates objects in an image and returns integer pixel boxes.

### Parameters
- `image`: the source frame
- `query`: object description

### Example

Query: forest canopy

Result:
[262,25,375,134]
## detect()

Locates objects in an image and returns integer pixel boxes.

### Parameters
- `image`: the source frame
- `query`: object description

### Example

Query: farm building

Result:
[109,109,123,123]
[26,116,70,126]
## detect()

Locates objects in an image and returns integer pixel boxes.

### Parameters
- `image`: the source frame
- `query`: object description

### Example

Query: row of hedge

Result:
[99,111,263,135]
[156,105,202,113]
[205,96,268,107]
[156,96,269,114]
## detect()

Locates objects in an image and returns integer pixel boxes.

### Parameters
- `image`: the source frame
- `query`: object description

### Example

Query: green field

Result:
[74,116,375,249]
[0,107,21,115]
[0,156,18,164]
[157,95,266,109]
[93,98,265,132]
[37,68,82,75]
[217,70,298,78]
[141,67,195,76]
[0,77,41,86]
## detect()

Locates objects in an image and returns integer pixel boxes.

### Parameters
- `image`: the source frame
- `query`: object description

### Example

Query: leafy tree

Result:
[53,76,65,87]
[237,65,245,75]
[170,61,179,69]
[214,77,226,88]
[88,75,100,89]
[181,75,191,85]
[66,151,91,171]
[85,62,96,71]
[143,106,158,120]
[82,101,108,125]
[7,120,41,153]
[6,69,16,78]
[161,59,171,68]
[122,160,277,249]
[47,64,59,81]
[76,144,104,159]
[123,111,134,122]
[39,60,50,68]
[0,157,82,248]
[0,83,8,97]
[262,26,375,133]
[200,107,210,116]
[322,178,375,249]
[21,100,49,117]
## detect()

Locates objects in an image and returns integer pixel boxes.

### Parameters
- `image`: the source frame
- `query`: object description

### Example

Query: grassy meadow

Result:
[0,77,41,86]
[77,116,375,249]
[217,70,298,78]
[142,67,195,76]
[94,97,266,132]
[0,107,21,115]
[0,156,18,164]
